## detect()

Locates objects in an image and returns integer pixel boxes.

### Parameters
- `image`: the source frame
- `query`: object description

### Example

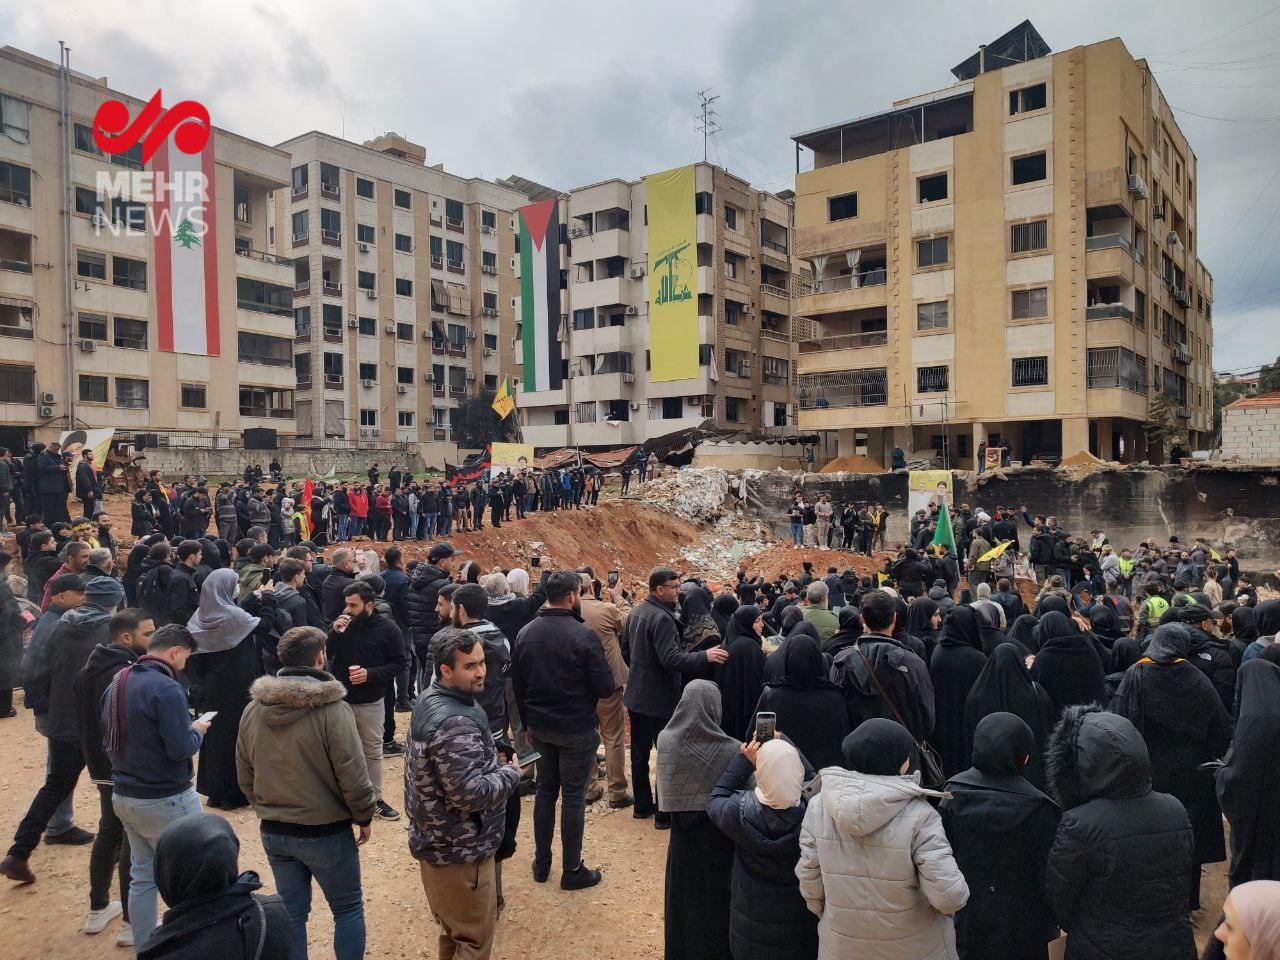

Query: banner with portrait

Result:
[907,469,953,518]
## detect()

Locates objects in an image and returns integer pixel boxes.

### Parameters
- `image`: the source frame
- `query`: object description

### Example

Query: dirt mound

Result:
[740,544,888,583]
[634,468,729,521]
[818,455,885,474]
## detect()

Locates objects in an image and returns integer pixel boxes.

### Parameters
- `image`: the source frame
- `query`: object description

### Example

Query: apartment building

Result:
[517,162,801,449]
[0,46,295,450]
[270,132,525,445]
[791,22,1214,467]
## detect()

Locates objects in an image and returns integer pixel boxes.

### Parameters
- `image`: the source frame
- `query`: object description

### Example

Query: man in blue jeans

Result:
[237,626,376,960]
[101,623,208,954]
[511,570,615,890]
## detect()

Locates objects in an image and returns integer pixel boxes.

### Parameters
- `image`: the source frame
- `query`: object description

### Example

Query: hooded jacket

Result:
[325,610,406,706]
[44,584,120,743]
[831,634,935,741]
[75,641,140,781]
[236,667,376,834]
[1044,706,1196,960]
[273,583,325,631]
[796,765,968,960]
[319,567,356,622]
[405,563,449,660]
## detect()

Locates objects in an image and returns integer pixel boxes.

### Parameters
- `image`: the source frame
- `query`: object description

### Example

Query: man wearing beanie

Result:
[2,576,123,884]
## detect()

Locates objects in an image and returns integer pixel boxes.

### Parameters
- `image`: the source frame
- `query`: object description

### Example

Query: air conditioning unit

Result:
[420,329,432,341]
[78,338,96,352]
[1153,206,1165,221]
[361,378,375,388]
[466,330,476,340]
[481,263,498,274]
[484,347,493,356]
[738,363,750,377]
[91,210,109,228]
[40,391,55,405]
[623,372,635,383]
[686,396,702,404]
[625,305,638,315]
[365,289,376,299]
[482,307,498,317]
[1127,174,1149,200]
[40,405,54,417]
[359,427,370,438]
[347,318,358,328]
[466,372,476,381]
[481,224,495,235]
[384,324,396,335]
[396,385,408,394]
[741,304,753,316]
[424,372,435,382]
[370,428,381,437]
[358,242,370,253]
[1166,231,1178,246]
[630,402,641,411]
[629,264,645,278]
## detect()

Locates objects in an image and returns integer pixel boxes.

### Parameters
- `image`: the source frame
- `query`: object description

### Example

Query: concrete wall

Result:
[1221,407,1280,463]
[128,441,462,481]
[739,465,1280,570]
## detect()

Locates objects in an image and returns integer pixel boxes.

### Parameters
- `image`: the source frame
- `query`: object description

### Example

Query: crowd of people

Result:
[0,461,1277,960]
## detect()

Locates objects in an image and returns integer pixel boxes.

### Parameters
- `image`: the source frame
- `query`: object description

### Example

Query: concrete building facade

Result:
[1220,390,1280,463]
[517,163,802,449]
[269,132,526,446]
[0,46,295,450]
[791,23,1214,467]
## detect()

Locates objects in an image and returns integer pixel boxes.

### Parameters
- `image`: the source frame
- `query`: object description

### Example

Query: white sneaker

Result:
[84,900,122,934]
[115,922,133,947]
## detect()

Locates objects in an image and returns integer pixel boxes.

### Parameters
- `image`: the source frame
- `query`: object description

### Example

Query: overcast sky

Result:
[5,0,1278,374]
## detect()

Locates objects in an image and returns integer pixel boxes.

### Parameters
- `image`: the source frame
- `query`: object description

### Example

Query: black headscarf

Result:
[966,644,1042,734]
[821,607,863,657]
[1255,599,1280,638]
[154,813,242,906]
[1110,636,1144,673]
[1007,614,1040,653]
[725,604,764,647]
[1036,593,1071,617]
[711,592,739,636]
[1232,605,1260,642]
[969,711,1035,777]
[906,597,940,645]
[1088,604,1123,642]
[680,584,714,626]
[786,620,820,642]
[772,633,832,689]
[841,718,919,776]
[1145,622,1192,663]
[1217,659,1280,888]
[1036,611,1078,645]
[198,538,223,571]
[891,595,913,644]
[1031,611,1107,715]
[942,605,984,652]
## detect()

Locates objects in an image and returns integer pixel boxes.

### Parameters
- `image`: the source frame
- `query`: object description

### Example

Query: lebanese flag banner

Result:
[150,133,220,355]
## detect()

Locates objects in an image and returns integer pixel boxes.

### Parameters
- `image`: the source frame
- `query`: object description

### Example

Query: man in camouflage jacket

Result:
[405,626,520,958]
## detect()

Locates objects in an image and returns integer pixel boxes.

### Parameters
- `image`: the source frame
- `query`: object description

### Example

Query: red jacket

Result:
[375,493,391,516]
[348,489,369,518]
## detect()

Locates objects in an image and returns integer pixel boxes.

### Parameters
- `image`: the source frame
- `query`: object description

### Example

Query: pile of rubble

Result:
[634,468,730,521]
[676,514,772,583]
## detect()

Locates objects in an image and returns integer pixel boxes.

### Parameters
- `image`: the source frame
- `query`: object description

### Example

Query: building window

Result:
[359,409,377,428]
[180,383,207,408]
[916,236,949,268]
[725,396,741,421]
[291,165,308,193]
[724,205,737,230]
[0,160,31,206]
[484,374,498,390]
[394,233,413,253]
[1134,289,1146,330]
[483,333,498,350]
[112,199,146,231]
[355,177,374,199]
[1011,356,1049,387]
[0,363,34,403]
[762,356,789,386]
[294,353,310,384]
[725,300,741,325]
[394,188,411,209]
[445,197,464,225]
[1087,346,1147,394]
[1011,152,1047,185]
[78,312,108,341]
[1010,219,1048,254]
[73,123,101,155]
[397,322,414,341]
[320,208,341,241]
[114,317,148,350]
[323,352,343,380]
[482,291,498,311]
[77,249,107,281]
[446,240,464,267]
[356,223,375,245]
[481,209,496,230]
[238,278,292,316]
[294,306,312,338]
[917,365,949,393]
[918,174,948,203]
[553,409,570,425]
[79,374,108,403]
[1009,83,1047,115]
[237,331,291,365]
[112,256,147,290]
[827,193,858,222]
[357,316,375,336]
[359,363,377,381]
[115,377,149,409]
[74,186,104,217]
[661,397,682,419]
[397,366,414,385]
[1011,286,1049,320]
[398,411,414,428]
[357,270,375,292]
[917,301,949,330]
[240,387,293,419]
[292,210,309,241]
[395,277,413,296]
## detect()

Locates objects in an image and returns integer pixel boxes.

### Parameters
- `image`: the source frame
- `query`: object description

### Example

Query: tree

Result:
[1258,356,1280,395]
[1144,393,1188,463]
[451,389,516,450]
[1212,379,1251,438]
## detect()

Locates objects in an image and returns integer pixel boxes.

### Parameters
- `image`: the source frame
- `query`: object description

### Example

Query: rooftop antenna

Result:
[696,88,721,163]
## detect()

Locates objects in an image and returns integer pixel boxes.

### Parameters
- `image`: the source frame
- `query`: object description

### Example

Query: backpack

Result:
[138,565,173,624]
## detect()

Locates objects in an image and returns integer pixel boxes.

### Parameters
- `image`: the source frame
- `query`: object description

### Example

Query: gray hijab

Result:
[656,679,741,812]
[188,568,260,655]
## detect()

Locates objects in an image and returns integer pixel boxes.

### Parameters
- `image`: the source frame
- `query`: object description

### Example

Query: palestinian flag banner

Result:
[518,198,562,392]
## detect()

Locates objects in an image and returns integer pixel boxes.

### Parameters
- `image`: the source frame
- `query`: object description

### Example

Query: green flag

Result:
[931,500,958,556]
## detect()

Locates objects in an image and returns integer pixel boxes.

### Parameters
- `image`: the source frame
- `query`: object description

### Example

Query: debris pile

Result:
[635,468,730,521]
[818,455,885,474]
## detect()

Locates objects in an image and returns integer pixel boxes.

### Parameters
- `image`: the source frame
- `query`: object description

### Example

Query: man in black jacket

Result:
[166,541,202,628]
[274,558,324,629]
[74,451,103,520]
[890,549,933,599]
[326,581,406,821]
[74,608,153,940]
[622,567,728,825]
[320,549,356,622]
[405,544,457,689]
[990,509,1019,553]
[37,442,71,525]
[512,570,615,889]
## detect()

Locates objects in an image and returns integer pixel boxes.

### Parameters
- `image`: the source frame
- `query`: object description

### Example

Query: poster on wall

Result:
[59,428,115,475]
[518,198,563,392]
[490,442,534,477]
[645,164,699,382]
[907,469,953,518]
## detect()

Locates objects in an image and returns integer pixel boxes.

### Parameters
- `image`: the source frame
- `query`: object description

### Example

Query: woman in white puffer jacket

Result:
[796,719,969,960]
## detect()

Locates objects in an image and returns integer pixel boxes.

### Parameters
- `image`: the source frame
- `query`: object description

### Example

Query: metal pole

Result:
[59,42,77,431]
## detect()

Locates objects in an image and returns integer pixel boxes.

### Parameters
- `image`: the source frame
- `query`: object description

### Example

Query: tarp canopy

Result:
[532,446,639,469]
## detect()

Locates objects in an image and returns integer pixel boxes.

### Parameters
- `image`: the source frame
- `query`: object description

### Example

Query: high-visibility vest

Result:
[1143,595,1169,622]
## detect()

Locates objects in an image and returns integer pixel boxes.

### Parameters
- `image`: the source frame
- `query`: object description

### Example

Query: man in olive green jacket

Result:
[236,626,375,960]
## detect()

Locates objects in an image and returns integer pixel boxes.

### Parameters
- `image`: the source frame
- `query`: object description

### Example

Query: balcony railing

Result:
[797,370,889,409]
[0,258,32,273]
[320,183,340,201]
[322,281,342,296]
[324,373,343,388]
[321,230,342,247]
[0,187,31,207]
[1086,303,1134,321]
[806,268,887,294]
[798,330,888,353]
[761,237,789,255]
[292,186,308,202]
[240,407,294,419]
[238,353,292,367]
[1085,234,1131,253]
[761,328,790,343]
[0,323,33,339]
[762,373,789,387]
[760,282,789,300]
[236,247,293,268]
[237,299,292,317]
[446,217,464,232]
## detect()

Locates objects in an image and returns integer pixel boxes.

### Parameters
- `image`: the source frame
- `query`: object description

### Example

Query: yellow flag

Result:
[1209,547,1222,562]
[491,377,515,419]
[978,540,1014,563]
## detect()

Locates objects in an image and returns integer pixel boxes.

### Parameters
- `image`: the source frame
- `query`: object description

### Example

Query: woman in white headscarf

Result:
[184,568,274,809]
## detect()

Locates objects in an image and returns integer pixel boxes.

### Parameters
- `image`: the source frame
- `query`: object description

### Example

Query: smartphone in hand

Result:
[517,751,542,769]
[755,712,776,743]
[197,711,218,724]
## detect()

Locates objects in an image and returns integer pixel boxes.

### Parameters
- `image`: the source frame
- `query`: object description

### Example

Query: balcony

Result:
[0,227,32,274]
[292,233,308,249]
[572,275,627,309]
[1085,237,1136,285]
[761,327,791,344]
[321,229,342,248]
[320,183,340,202]
[235,246,292,268]
[1085,233,1132,254]
[293,281,310,300]
[322,280,343,297]
[800,331,887,352]
[794,259,888,316]
[797,370,889,410]
[760,282,789,303]
[446,217,464,233]
[446,259,465,275]
[1086,303,1133,322]
[292,185,308,203]
[324,373,343,389]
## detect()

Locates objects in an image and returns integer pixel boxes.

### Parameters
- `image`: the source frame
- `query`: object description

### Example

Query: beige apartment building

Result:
[270,132,525,445]
[792,22,1214,467]
[518,162,801,449]
[0,45,294,451]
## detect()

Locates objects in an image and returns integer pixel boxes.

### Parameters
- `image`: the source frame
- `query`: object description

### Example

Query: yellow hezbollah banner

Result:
[490,442,534,477]
[646,164,699,382]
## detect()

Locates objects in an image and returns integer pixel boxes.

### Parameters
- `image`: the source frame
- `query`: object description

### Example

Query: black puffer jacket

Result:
[1044,705,1196,960]
[405,564,449,662]
[319,568,355,623]
[74,641,139,780]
